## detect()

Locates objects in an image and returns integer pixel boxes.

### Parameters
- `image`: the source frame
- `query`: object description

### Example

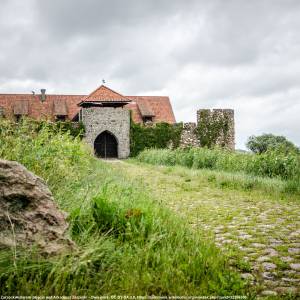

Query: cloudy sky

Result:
[0,0,299,149]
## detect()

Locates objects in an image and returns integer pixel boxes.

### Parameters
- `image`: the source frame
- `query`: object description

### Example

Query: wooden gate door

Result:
[94,131,118,158]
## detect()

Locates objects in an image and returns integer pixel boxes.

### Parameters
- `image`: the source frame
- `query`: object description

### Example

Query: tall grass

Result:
[0,118,90,194]
[0,119,248,296]
[137,148,300,194]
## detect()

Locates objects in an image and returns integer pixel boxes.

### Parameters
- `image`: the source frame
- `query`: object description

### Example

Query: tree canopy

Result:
[246,133,299,155]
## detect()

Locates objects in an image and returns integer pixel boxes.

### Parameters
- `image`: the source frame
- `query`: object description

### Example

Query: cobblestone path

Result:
[177,196,300,298]
[113,161,300,298]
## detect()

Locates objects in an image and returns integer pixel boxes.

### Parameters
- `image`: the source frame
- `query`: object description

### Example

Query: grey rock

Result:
[264,280,279,287]
[262,262,277,271]
[281,256,294,263]
[0,159,73,255]
[283,270,296,276]
[288,248,300,254]
[252,243,266,248]
[289,230,300,238]
[257,256,271,262]
[241,273,254,281]
[222,232,232,237]
[239,234,252,240]
[290,263,300,271]
[221,239,233,244]
[269,238,282,244]
[261,290,277,296]
[262,272,275,280]
[263,248,278,257]
[275,286,298,295]
[282,277,300,283]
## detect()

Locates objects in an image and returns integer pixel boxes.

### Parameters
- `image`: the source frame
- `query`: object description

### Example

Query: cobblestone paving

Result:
[183,198,300,298]
[115,162,300,298]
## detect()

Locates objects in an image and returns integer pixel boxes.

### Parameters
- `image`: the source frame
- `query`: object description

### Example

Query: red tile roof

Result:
[0,86,176,124]
[13,100,29,115]
[127,96,176,123]
[80,85,131,104]
[136,100,155,117]
[0,94,83,120]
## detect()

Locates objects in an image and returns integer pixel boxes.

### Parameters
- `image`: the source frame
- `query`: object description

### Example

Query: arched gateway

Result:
[79,85,131,159]
[94,131,118,158]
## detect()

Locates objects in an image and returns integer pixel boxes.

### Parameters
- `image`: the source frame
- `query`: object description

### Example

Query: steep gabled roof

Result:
[135,98,155,117]
[127,96,176,123]
[80,85,131,104]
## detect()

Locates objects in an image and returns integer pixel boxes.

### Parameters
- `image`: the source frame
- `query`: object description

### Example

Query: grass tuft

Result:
[137,148,300,196]
[0,119,249,296]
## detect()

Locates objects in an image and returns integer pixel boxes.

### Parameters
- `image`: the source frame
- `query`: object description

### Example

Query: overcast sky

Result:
[0,0,299,149]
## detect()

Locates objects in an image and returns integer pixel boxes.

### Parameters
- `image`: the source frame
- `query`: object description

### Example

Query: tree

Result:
[246,134,299,155]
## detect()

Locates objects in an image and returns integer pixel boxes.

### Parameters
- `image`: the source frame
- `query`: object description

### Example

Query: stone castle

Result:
[0,84,235,158]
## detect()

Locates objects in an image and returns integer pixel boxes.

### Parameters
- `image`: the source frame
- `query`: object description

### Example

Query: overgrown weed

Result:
[0,119,249,296]
[137,148,300,196]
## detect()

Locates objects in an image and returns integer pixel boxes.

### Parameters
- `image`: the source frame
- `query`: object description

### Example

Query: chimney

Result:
[40,89,46,102]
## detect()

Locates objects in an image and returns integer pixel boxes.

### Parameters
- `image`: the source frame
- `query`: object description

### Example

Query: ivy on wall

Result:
[34,120,85,138]
[130,121,183,156]
[195,110,230,148]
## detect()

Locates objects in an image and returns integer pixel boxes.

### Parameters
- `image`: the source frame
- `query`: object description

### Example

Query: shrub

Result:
[0,118,247,296]
[246,133,299,155]
[246,150,300,180]
[0,118,91,193]
[137,147,300,182]
[130,121,183,156]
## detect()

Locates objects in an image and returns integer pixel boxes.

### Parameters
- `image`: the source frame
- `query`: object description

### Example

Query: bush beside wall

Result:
[130,121,183,156]
[137,147,300,182]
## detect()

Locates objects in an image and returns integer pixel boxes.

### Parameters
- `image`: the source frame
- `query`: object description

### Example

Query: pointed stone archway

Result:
[94,130,118,158]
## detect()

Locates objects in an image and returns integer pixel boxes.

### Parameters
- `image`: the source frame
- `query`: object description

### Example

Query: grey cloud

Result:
[174,0,300,67]
[0,0,299,148]
[35,0,198,39]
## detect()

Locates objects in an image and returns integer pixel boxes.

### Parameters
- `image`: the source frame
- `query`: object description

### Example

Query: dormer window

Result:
[13,100,29,122]
[143,116,153,123]
[137,101,155,125]
[55,115,66,122]
[53,99,67,122]
[15,115,22,122]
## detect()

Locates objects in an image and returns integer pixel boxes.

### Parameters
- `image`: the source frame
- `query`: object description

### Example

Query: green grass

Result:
[113,160,300,297]
[136,148,300,196]
[0,119,249,296]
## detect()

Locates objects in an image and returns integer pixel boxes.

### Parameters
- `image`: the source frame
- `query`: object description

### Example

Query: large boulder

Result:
[0,159,73,255]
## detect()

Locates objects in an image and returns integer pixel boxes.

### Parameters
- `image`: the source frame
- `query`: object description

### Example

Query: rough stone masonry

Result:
[81,106,130,159]
[180,109,235,150]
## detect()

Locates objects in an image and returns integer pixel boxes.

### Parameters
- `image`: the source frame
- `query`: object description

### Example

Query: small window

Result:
[55,115,66,122]
[15,115,22,122]
[143,116,153,123]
